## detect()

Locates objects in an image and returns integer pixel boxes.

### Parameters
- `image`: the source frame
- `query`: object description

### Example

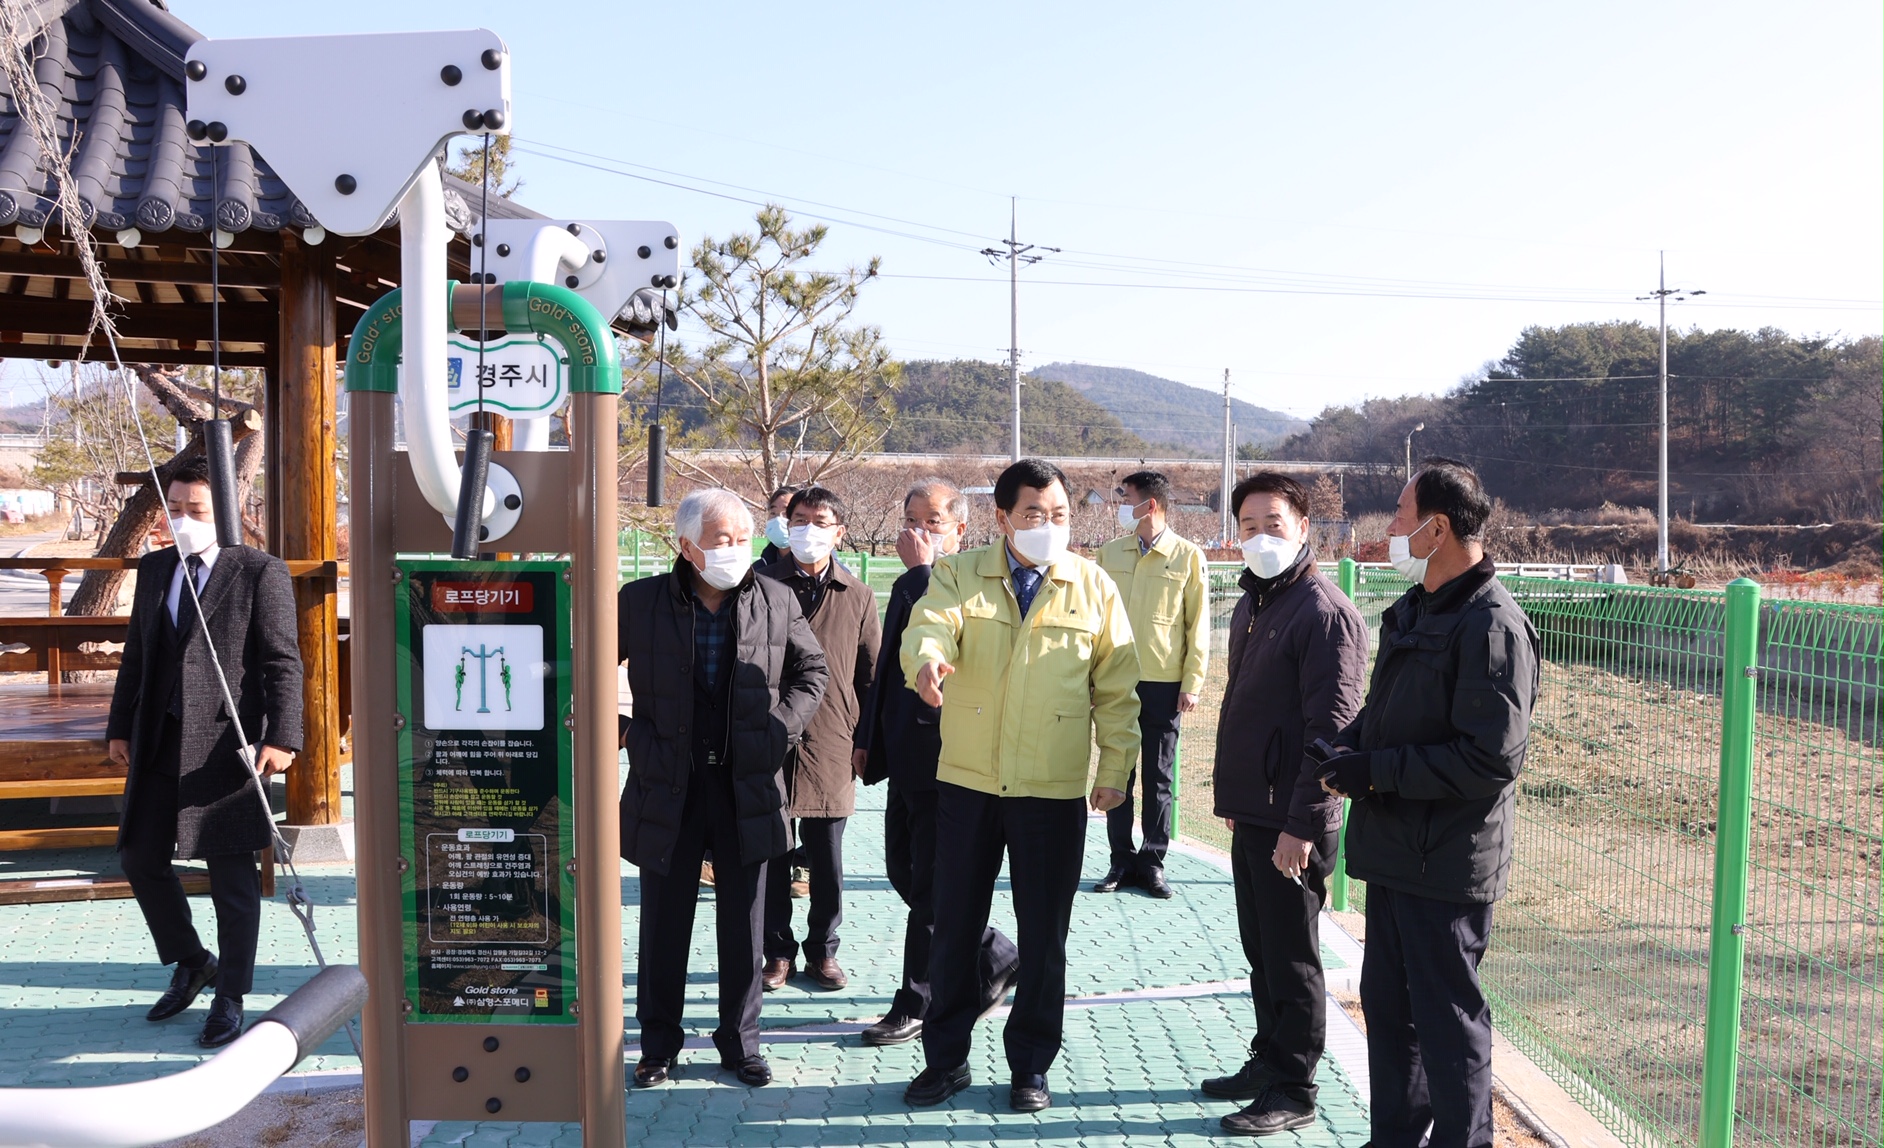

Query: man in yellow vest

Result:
[1093,470,1210,899]
[900,458,1142,1114]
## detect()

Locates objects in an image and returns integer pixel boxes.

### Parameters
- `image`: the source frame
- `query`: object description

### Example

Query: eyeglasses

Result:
[1011,509,1069,527]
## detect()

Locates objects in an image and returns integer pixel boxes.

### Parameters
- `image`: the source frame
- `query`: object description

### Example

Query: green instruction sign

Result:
[395,559,575,1025]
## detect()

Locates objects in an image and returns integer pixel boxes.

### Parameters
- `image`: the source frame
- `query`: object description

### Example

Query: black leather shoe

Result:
[1143,866,1175,899]
[1092,862,1134,892]
[861,1013,923,1046]
[1202,1056,1279,1100]
[905,1063,970,1107]
[197,995,243,1048]
[721,1054,772,1087]
[977,960,1019,1021]
[633,1057,671,1087]
[1010,1072,1051,1112]
[147,955,218,1022]
[1221,1087,1316,1136]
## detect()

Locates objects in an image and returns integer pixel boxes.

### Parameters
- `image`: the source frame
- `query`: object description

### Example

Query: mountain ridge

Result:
[1031,362,1308,454]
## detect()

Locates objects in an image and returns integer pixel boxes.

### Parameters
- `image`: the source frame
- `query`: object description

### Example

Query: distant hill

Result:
[1031,362,1308,454]
[881,360,1148,456]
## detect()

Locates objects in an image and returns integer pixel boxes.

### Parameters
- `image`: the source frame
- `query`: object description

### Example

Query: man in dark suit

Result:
[855,479,1018,1048]
[107,456,304,1048]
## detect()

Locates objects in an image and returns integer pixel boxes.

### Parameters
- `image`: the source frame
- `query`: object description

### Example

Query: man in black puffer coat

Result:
[1205,473,1369,1138]
[1319,458,1540,1148]
[618,488,827,1090]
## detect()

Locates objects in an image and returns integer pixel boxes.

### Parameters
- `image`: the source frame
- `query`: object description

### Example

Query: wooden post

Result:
[275,235,343,827]
[469,410,512,451]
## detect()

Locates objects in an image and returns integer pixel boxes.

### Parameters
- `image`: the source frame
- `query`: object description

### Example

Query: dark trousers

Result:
[1231,821,1339,1104]
[1361,884,1496,1148]
[763,815,845,963]
[635,773,767,1062]
[119,760,262,999]
[884,781,1018,1021]
[924,781,1084,1076]
[1107,680,1180,869]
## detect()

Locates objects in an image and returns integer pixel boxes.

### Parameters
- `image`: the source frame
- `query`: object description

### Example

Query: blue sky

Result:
[8,2,1880,418]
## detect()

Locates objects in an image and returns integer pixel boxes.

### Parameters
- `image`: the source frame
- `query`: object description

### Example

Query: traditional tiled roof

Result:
[0,0,537,236]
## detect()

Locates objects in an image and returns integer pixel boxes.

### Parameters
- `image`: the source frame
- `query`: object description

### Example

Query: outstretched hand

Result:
[915,660,954,707]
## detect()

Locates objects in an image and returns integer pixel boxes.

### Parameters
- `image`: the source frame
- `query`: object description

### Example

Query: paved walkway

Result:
[0,779,1371,1146]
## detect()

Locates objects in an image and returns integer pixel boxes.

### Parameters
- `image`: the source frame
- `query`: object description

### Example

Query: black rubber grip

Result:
[257,965,368,1065]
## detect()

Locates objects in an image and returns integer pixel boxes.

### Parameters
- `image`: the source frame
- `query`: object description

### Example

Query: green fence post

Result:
[632,530,641,580]
[1701,577,1760,1148]
[860,552,870,586]
[1328,557,1359,913]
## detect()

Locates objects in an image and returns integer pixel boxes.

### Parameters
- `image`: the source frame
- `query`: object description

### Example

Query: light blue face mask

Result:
[764,515,791,548]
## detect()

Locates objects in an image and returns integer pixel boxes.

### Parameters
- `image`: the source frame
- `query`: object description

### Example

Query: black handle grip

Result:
[450,428,494,560]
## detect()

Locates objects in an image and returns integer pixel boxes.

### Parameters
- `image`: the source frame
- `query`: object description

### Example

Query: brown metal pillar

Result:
[569,391,625,1139]
[276,234,343,826]
[350,390,410,1145]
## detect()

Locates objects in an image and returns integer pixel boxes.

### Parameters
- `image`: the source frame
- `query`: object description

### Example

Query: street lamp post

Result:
[1404,422,1425,483]
[1637,253,1705,576]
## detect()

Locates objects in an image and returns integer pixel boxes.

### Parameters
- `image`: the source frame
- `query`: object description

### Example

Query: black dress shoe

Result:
[1221,1087,1316,1136]
[633,1057,671,1087]
[1143,866,1175,899]
[861,1013,923,1046]
[905,1063,970,1107]
[1092,862,1135,892]
[977,960,1020,1021]
[197,996,243,1048]
[721,1053,772,1087]
[1010,1072,1051,1112]
[1202,1055,1280,1099]
[148,956,219,1022]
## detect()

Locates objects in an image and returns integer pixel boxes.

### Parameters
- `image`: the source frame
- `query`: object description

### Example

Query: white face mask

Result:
[1010,521,1070,567]
[1242,532,1302,580]
[1388,515,1437,582]
[764,515,791,549]
[788,523,837,564]
[170,514,218,557]
[1117,501,1144,529]
[694,544,752,591]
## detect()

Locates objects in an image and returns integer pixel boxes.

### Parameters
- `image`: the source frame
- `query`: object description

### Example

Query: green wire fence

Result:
[1180,563,1882,1148]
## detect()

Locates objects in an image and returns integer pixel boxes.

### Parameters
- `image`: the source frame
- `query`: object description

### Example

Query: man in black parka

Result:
[1319,458,1541,1148]
[107,456,303,1049]
[854,479,1019,1048]
[618,487,827,1090]
[1206,473,1369,1136]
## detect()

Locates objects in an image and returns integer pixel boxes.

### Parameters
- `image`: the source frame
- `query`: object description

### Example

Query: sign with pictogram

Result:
[394,559,574,1025]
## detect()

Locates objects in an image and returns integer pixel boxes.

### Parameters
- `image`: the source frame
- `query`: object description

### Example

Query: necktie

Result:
[1013,565,1043,618]
[177,554,205,636]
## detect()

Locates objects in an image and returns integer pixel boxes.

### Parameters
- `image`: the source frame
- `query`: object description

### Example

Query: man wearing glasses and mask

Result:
[898,458,1141,1114]
[856,479,1020,1049]
[1093,470,1210,899]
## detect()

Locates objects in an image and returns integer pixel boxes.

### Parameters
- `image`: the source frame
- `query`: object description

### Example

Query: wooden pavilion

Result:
[0,0,619,863]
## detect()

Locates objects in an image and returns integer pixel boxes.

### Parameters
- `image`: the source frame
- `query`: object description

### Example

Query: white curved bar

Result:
[510,225,590,453]
[0,1022,299,1148]
[399,163,495,517]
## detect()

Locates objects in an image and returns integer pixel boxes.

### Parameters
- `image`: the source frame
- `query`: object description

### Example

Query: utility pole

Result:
[1404,421,1424,483]
[1221,369,1233,544]
[1637,253,1705,576]
[980,198,1058,462]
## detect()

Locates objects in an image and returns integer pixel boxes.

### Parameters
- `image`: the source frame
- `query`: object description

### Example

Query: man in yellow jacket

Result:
[899,458,1142,1114]
[1093,469,1210,899]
